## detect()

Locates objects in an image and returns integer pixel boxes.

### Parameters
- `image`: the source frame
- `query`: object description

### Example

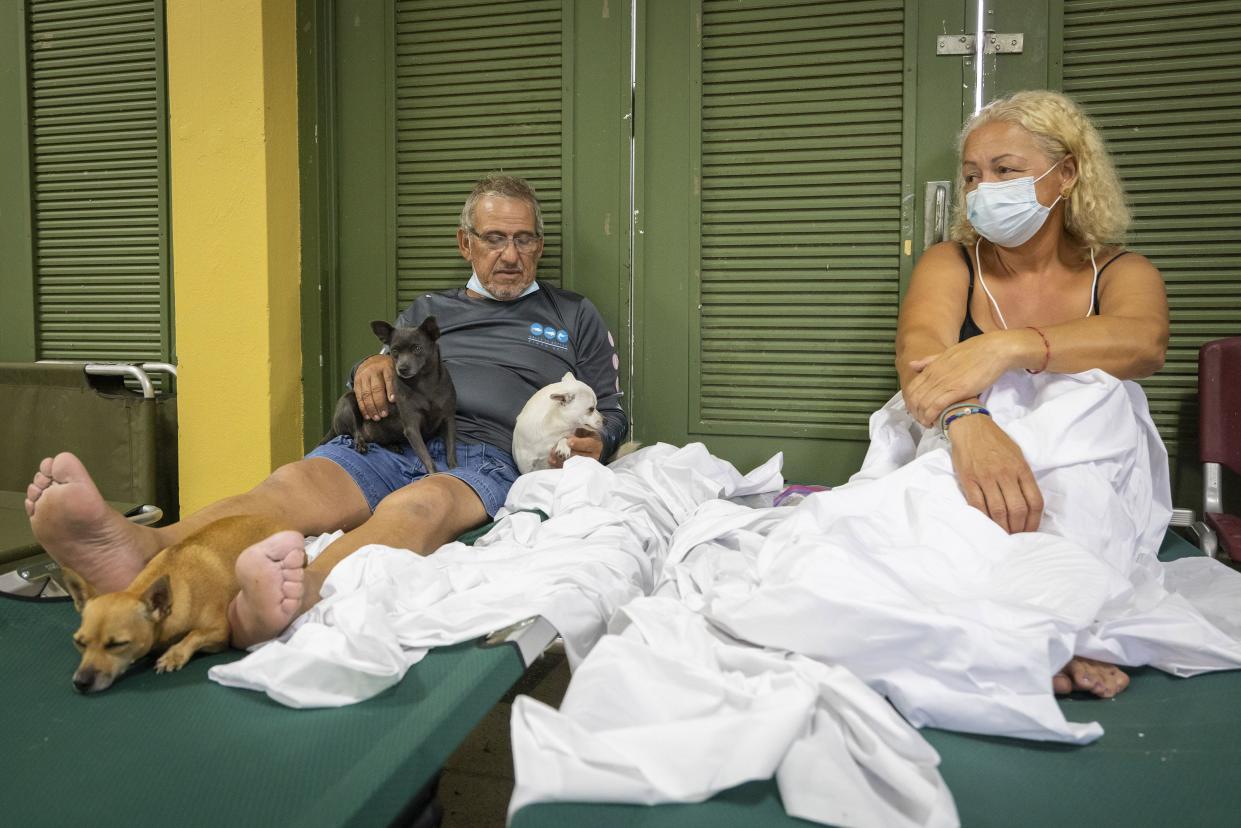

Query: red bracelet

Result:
[1026,326,1050,374]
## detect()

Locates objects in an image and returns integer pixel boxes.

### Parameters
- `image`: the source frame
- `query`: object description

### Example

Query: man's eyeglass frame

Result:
[466,227,543,253]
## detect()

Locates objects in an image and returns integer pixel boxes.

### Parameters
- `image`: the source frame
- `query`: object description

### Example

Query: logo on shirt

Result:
[527,320,570,351]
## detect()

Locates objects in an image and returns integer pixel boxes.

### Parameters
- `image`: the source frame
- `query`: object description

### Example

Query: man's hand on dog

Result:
[356,354,396,421]
[547,430,603,468]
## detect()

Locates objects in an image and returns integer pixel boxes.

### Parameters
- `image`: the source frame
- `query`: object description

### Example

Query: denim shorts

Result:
[305,435,519,516]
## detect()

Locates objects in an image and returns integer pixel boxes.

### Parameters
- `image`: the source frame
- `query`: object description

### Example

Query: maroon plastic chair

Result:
[1191,337,1241,561]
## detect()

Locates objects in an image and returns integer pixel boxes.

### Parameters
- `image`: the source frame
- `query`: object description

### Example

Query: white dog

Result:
[512,372,605,474]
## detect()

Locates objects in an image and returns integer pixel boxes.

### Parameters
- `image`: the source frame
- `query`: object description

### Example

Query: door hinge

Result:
[936,33,1024,55]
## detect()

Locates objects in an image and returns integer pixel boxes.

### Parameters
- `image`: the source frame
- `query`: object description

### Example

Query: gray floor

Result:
[440,650,571,827]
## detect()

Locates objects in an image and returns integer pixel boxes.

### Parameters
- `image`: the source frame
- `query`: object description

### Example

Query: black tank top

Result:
[958,244,1127,341]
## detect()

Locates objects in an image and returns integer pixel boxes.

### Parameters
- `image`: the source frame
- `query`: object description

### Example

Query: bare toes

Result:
[1063,657,1129,699]
[229,532,308,648]
[26,452,153,592]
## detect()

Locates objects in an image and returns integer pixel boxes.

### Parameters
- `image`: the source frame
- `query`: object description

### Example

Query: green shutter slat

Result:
[1063,0,1241,459]
[395,1,557,25]
[393,0,563,309]
[704,0,896,22]
[396,28,560,50]
[34,110,157,131]
[705,92,905,115]
[27,0,166,366]
[1062,0,1237,19]
[32,93,154,112]
[706,46,904,77]
[1067,50,1238,81]
[29,0,147,16]
[1063,2,1239,29]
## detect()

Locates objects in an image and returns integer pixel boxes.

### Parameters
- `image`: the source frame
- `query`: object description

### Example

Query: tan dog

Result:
[63,515,290,694]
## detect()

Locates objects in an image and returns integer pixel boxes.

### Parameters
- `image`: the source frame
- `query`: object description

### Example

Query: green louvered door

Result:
[637,0,962,482]
[24,0,171,366]
[393,0,564,303]
[694,0,906,434]
[1054,0,1241,502]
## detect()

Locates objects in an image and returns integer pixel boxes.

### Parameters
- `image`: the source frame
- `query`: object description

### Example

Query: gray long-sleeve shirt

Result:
[378,283,628,459]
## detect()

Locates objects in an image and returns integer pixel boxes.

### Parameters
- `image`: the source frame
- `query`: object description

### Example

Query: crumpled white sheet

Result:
[207,443,782,707]
[509,371,1241,827]
[510,597,958,828]
[677,371,1241,746]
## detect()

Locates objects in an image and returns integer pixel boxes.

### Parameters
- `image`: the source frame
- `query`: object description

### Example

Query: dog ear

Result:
[370,320,395,344]
[419,315,441,341]
[561,371,575,383]
[62,568,95,614]
[141,575,172,622]
[550,392,574,406]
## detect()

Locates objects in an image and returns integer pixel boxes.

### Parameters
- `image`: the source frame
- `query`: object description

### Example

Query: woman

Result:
[895,90,1169,698]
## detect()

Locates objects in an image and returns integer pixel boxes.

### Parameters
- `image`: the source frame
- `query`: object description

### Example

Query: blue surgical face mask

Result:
[966,159,1064,248]
[466,271,540,301]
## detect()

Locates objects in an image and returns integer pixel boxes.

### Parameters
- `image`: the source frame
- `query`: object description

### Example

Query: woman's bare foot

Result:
[1053,656,1130,698]
[228,531,308,648]
[26,452,159,593]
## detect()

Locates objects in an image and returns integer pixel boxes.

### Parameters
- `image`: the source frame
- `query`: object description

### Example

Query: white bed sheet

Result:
[509,371,1241,827]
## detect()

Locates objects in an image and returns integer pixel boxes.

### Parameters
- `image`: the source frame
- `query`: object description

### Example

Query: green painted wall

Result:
[0,1,36,363]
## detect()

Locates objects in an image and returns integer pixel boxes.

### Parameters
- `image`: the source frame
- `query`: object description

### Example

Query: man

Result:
[25,174,628,646]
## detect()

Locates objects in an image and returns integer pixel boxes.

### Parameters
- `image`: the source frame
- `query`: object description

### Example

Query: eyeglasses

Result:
[467,227,543,253]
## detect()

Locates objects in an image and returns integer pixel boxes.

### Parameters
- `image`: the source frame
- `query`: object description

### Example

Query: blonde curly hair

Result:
[949,90,1130,253]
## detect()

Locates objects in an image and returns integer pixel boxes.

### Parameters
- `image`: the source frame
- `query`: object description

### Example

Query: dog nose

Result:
[73,674,94,693]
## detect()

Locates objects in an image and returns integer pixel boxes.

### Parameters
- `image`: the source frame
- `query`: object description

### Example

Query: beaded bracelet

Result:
[943,405,991,433]
[1026,325,1050,374]
[936,401,982,434]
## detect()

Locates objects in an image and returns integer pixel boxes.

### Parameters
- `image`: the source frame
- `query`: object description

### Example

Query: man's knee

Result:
[251,458,359,512]
[254,460,319,498]
[243,458,369,532]
[373,477,485,534]
[373,478,457,523]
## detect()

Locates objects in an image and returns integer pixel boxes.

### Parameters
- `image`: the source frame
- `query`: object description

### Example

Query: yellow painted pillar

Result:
[166,0,302,514]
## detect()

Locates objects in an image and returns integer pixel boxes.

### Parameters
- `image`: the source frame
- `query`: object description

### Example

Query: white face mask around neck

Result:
[966,159,1065,248]
[466,271,540,301]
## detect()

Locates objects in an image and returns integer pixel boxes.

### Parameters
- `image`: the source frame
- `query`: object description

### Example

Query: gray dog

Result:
[325,316,458,471]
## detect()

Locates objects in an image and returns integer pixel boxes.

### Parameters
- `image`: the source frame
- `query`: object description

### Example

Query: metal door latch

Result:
[937,33,1024,55]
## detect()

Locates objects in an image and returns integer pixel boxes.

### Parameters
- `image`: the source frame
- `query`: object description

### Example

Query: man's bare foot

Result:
[1053,656,1130,699]
[228,532,307,648]
[26,452,158,593]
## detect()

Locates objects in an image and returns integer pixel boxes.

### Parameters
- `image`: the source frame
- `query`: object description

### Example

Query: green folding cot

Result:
[512,529,1241,827]
[0,591,558,825]
[0,361,178,597]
